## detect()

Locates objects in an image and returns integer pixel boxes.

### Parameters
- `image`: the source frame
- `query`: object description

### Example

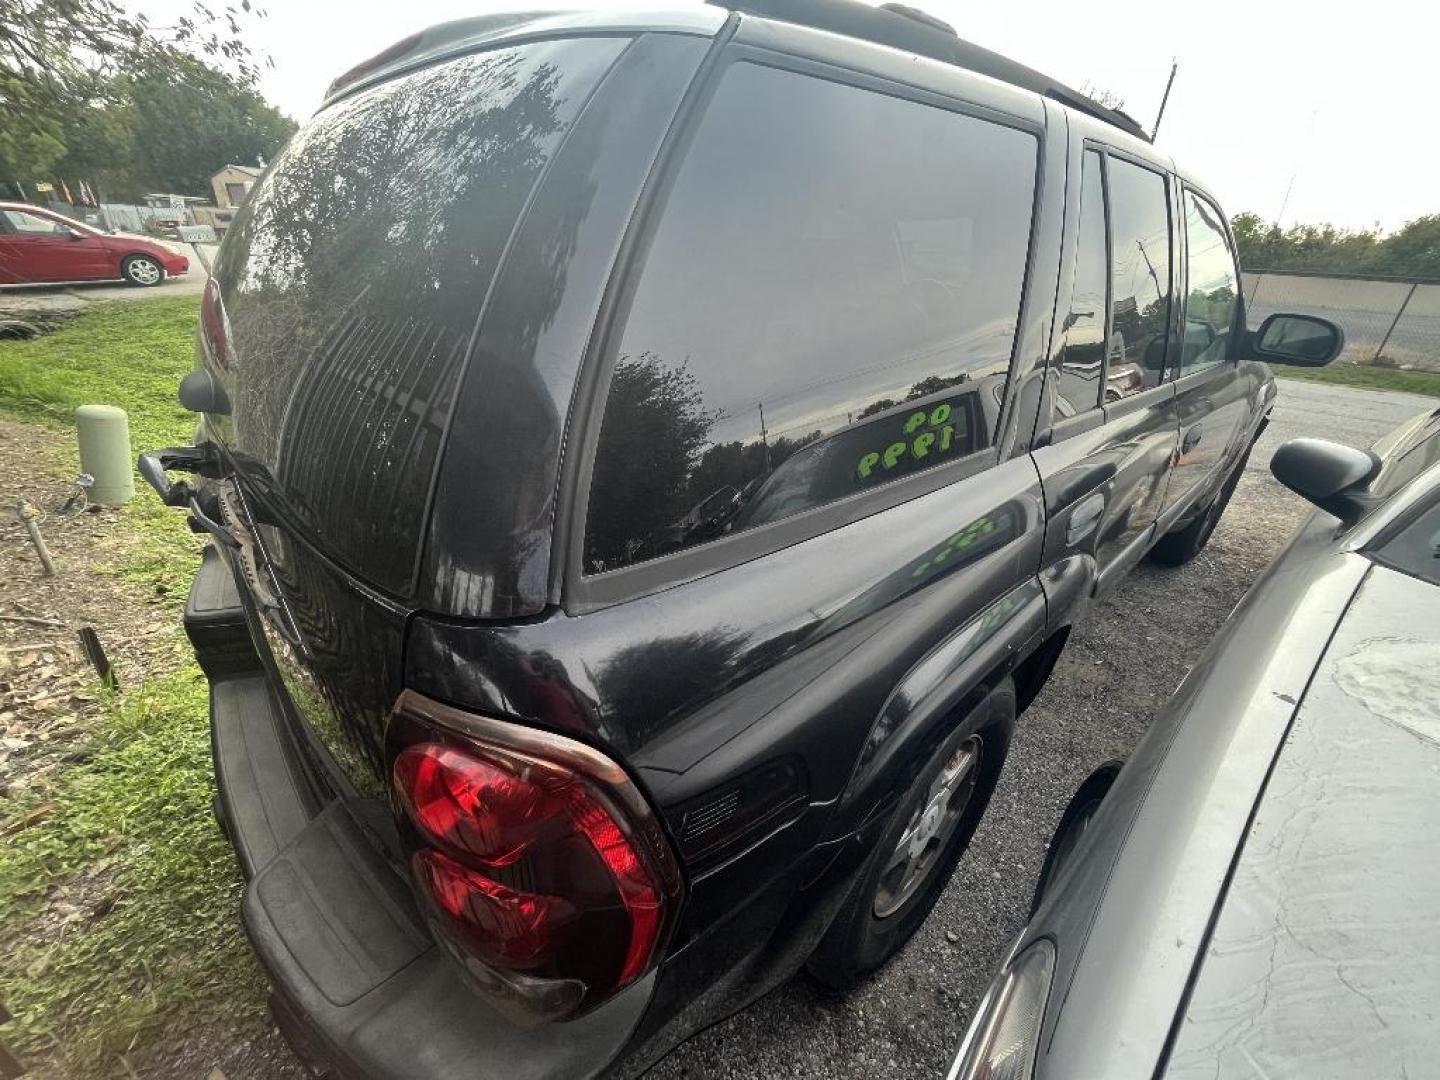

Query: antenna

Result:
[1152,60,1178,139]
[1274,108,1319,229]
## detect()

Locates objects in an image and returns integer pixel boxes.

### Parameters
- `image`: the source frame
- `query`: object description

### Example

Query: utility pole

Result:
[758,402,771,472]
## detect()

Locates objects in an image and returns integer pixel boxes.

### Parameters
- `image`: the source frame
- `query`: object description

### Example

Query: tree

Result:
[1231,211,1440,280]
[584,355,718,569]
[1078,80,1125,111]
[1380,216,1440,278]
[121,52,294,195]
[53,96,135,194]
[1,0,265,182]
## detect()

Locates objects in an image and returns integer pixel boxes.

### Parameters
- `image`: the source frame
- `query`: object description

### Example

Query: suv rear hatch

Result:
[194,33,636,796]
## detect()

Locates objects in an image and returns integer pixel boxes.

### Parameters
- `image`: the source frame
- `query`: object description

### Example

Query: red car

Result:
[0,202,190,287]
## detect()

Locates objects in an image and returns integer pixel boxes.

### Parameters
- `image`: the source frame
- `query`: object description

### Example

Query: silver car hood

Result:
[1166,563,1440,1078]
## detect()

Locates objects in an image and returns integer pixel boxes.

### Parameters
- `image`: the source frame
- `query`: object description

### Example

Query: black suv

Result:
[143,1,1340,1076]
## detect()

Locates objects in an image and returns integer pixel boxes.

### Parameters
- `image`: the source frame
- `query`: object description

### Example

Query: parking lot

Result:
[646,378,1435,1080]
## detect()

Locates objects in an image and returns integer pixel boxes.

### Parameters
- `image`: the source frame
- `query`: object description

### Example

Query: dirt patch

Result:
[0,419,181,797]
[128,1022,307,1080]
[0,415,306,1080]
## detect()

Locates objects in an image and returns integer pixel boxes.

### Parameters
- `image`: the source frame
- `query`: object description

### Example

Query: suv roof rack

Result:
[714,0,1151,143]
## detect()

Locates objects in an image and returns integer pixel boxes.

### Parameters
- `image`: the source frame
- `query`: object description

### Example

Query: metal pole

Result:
[758,402,771,472]
[1372,282,1418,365]
[1245,270,1263,309]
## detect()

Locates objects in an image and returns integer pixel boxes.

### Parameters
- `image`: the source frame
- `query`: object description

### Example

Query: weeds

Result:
[0,670,262,1073]
[0,297,266,1077]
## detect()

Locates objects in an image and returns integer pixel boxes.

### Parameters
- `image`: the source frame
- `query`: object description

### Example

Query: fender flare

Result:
[839,578,1047,821]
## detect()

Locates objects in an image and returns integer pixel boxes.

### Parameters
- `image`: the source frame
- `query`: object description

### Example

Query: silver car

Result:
[949,404,1440,1080]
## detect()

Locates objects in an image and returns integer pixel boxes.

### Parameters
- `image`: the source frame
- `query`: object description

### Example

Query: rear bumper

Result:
[185,546,650,1080]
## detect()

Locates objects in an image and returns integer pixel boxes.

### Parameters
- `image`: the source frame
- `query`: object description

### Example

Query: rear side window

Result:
[1181,190,1240,371]
[1105,157,1172,399]
[583,62,1037,574]
[1055,150,1108,416]
[213,37,627,595]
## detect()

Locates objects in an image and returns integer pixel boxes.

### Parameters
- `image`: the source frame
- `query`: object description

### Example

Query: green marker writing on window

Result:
[856,399,961,480]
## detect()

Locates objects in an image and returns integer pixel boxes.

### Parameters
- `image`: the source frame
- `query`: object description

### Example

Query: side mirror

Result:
[1248,313,1344,367]
[1270,437,1381,526]
[65,228,87,241]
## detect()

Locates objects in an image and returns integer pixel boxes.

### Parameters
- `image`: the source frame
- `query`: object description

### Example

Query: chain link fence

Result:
[1245,269,1440,372]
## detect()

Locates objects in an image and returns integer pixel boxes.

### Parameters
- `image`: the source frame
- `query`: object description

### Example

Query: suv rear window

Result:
[583,62,1037,573]
[213,36,627,595]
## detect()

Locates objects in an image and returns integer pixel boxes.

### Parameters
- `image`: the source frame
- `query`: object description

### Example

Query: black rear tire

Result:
[807,679,1015,991]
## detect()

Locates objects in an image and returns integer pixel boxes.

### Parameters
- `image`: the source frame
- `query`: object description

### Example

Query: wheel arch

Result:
[1031,758,1125,915]
[839,578,1046,818]
[1013,623,1071,714]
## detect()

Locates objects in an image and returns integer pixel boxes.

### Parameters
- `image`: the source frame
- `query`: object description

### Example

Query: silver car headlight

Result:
[947,939,1056,1080]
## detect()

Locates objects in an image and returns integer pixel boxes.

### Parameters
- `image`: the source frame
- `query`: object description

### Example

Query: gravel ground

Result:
[644,378,1436,1080]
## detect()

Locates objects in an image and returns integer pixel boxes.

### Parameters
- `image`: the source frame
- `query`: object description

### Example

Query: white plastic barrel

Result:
[75,404,135,506]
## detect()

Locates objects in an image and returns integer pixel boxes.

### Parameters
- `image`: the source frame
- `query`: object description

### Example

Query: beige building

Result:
[210,164,263,209]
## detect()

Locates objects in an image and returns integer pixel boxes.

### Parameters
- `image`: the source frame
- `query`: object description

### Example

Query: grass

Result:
[0,296,265,1076]
[1274,359,1440,397]
[0,298,200,452]
[0,671,263,1072]
[0,297,205,604]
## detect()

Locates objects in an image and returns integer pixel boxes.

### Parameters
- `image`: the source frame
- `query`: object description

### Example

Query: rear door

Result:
[1160,186,1250,518]
[1033,130,1180,592]
[560,41,1054,813]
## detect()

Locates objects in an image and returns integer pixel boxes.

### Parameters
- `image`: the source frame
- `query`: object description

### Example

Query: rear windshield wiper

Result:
[137,444,238,549]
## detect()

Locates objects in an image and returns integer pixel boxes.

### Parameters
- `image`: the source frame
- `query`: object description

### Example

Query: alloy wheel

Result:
[128,258,161,285]
[873,736,982,919]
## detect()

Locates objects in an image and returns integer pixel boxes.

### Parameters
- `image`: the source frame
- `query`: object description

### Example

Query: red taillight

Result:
[414,848,577,969]
[394,745,544,869]
[200,277,232,369]
[388,693,682,1018]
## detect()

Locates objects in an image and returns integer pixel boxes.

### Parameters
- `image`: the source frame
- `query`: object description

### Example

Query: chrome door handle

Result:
[1066,491,1105,546]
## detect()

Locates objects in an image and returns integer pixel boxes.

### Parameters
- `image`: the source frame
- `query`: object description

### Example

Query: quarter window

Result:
[1055,150,1108,416]
[1181,190,1240,371]
[583,62,1038,573]
[1105,158,1172,399]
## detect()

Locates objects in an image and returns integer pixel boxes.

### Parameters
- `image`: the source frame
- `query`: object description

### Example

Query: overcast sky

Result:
[158,0,1433,231]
